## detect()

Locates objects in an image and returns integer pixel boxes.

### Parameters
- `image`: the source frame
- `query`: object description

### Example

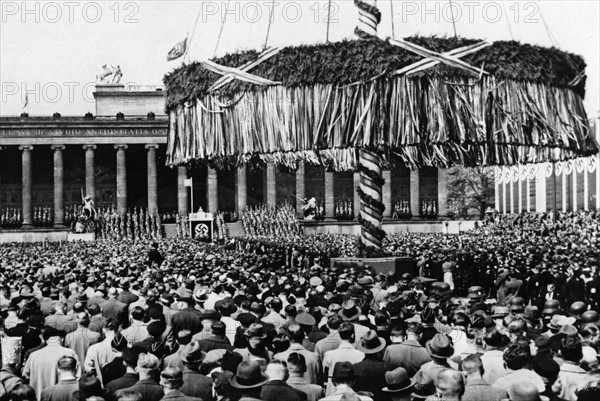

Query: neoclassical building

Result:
[0,84,452,231]
[494,118,599,214]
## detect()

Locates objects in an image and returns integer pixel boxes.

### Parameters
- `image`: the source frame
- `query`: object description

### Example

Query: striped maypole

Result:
[358,149,386,248]
[354,0,385,250]
[354,0,381,38]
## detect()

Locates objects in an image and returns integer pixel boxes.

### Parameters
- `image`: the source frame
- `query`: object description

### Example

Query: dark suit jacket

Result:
[181,368,213,401]
[105,373,139,401]
[260,380,307,401]
[101,298,128,327]
[352,356,393,401]
[197,335,233,352]
[161,390,203,401]
[119,379,164,401]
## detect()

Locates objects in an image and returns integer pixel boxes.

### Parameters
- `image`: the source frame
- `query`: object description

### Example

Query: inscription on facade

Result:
[2,128,166,138]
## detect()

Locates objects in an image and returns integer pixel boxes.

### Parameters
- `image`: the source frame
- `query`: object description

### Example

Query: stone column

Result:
[562,168,567,212]
[177,166,189,214]
[266,165,277,206]
[509,179,515,214]
[502,172,507,214]
[295,162,305,218]
[517,166,523,213]
[20,145,33,228]
[146,144,159,214]
[526,178,531,212]
[381,170,391,218]
[237,166,248,213]
[584,164,589,211]
[572,167,578,211]
[51,145,65,228]
[354,172,361,219]
[207,168,218,212]
[535,165,546,212]
[114,145,128,216]
[410,170,420,219]
[494,168,500,211]
[83,145,96,201]
[437,168,449,218]
[324,171,335,219]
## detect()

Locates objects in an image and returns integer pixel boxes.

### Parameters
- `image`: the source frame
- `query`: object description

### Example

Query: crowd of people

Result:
[0,209,599,401]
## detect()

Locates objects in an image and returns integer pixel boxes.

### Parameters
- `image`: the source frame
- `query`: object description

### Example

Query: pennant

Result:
[167,37,187,61]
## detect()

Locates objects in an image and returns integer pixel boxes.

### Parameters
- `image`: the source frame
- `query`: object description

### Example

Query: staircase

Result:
[226,222,246,237]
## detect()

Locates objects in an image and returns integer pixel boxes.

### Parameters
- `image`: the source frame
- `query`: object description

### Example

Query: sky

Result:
[1,0,598,119]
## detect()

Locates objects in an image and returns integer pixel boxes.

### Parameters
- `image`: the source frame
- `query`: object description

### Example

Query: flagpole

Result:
[190,179,194,213]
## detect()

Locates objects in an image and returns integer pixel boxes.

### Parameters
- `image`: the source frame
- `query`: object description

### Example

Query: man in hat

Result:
[171,297,203,336]
[531,353,565,401]
[352,330,391,401]
[159,367,203,401]
[115,353,163,401]
[384,322,431,377]
[180,341,213,401]
[231,360,269,400]
[461,354,503,401]
[382,367,414,401]
[22,326,80,399]
[274,325,318,384]
[319,362,372,401]
[39,356,79,401]
[322,322,365,396]
[411,333,455,398]
[233,323,273,365]
[164,330,193,371]
[260,360,307,401]
[73,376,108,401]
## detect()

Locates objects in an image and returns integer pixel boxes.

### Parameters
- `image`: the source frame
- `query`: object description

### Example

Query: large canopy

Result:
[164,36,597,171]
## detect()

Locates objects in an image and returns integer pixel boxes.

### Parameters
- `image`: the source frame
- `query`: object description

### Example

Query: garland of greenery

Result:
[164,36,587,110]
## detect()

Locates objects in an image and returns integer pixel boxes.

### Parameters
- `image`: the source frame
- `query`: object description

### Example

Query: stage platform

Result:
[302,219,480,235]
[0,228,95,243]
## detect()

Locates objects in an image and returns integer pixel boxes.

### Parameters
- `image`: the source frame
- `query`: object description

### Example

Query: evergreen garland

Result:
[164,36,587,111]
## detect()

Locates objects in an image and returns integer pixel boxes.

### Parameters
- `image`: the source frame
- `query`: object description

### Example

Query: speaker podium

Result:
[189,212,214,242]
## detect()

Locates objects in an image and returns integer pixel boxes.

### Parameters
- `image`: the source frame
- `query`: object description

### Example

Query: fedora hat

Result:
[296,312,316,327]
[339,300,361,322]
[245,323,267,339]
[484,331,510,348]
[72,376,108,400]
[382,367,414,393]
[330,361,359,381]
[231,361,268,389]
[181,341,206,364]
[425,334,454,359]
[357,330,386,354]
[491,306,510,319]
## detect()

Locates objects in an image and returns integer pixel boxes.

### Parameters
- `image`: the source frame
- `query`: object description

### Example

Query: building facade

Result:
[494,119,600,214]
[0,84,451,230]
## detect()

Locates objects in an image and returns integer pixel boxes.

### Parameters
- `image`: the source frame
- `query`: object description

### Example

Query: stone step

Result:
[225,222,246,237]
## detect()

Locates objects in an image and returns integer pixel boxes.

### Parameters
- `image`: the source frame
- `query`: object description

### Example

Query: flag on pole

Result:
[167,37,187,61]
[23,93,28,110]
[183,178,193,187]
